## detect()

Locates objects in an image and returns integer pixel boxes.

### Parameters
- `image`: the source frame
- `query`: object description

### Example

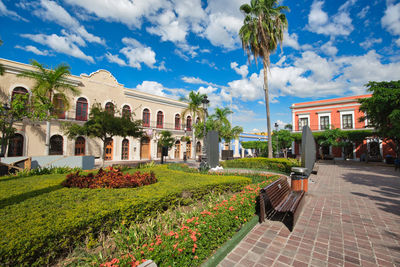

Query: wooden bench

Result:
[259,177,305,231]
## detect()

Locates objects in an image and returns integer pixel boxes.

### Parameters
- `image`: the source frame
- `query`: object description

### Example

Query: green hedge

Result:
[221,157,300,174]
[0,165,250,266]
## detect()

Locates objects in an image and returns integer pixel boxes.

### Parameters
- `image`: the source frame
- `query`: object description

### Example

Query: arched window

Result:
[8,134,24,157]
[196,117,200,124]
[121,139,129,160]
[74,136,85,156]
[174,140,181,159]
[11,87,28,101]
[156,111,163,128]
[122,105,131,119]
[49,135,63,155]
[105,102,114,115]
[186,141,191,158]
[52,94,65,119]
[143,109,150,127]
[76,97,88,121]
[175,114,181,130]
[196,141,202,154]
[186,116,192,131]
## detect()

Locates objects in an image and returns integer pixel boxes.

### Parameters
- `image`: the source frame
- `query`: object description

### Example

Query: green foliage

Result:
[5,166,81,178]
[221,157,300,174]
[63,102,143,162]
[359,80,400,157]
[0,165,250,266]
[157,130,174,148]
[318,128,345,147]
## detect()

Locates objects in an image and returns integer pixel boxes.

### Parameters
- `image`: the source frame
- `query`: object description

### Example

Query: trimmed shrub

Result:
[221,157,300,174]
[63,167,157,189]
[0,165,250,266]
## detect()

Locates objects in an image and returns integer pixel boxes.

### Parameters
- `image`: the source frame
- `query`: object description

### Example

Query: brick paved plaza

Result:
[219,161,400,267]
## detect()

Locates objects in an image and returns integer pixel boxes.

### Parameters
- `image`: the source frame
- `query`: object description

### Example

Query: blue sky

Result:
[1,0,399,133]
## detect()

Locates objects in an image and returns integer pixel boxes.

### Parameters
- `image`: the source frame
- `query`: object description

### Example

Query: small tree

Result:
[0,94,50,157]
[63,103,143,165]
[273,129,294,158]
[157,130,174,164]
[359,80,400,159]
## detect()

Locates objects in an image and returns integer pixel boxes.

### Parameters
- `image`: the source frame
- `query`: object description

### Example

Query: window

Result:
[121,139,129,160]
[320,116,329,130]
[8,134,23,157]
[143,109,150,127]
[11,87,28,101]
[74,136,85,156]
[196,141,201,154]
[196,117,200,124]
[186,116,192,131]
[342,114,353,129]
[299,117,308,131]
[175,114,181,130]
[76,97,88,121]
[122,105,131,119]
[49,135,63,155]
[156,111,163,128]
[52,94,65,119]
[105,102,114,115]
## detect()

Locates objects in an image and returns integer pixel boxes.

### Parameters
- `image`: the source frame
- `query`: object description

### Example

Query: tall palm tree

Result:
[239,0,289,158]
[181,91,206,160]
[210,107,233,129]
[0,40,4,76]
[19,60,80,155]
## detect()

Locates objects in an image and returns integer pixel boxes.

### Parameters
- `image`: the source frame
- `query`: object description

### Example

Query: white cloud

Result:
[382,2,400,37]
[283,32,301,50]
[230,62,248,78]
[119,37,157,70]
[105,52,127,66]
[15,45,49,56]
[357,6,369,19]
[307,0,354,37]
[359,38,382,49]
[181,76,218,87]
[20,33,94,62]
[203,13,242,49]
[134,81,167,97]
[34,0,105,45]
[320,40,338,56]
[227,71,264,101]
[0,0,27,21]
[64,0,167,29]
[396,38,400,47]
[146,9,187,43]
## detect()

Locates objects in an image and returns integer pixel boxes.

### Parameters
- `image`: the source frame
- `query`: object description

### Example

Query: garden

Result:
[0,158,298,266]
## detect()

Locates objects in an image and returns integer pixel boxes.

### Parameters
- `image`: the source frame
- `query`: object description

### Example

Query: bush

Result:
[101,179,275,267]
[63,167,157,189]
[221,157,300,174]
[0,165,250,266]
[1,166,82,179]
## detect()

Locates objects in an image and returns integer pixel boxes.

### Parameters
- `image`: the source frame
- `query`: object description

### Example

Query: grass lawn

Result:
[0,165,250,266]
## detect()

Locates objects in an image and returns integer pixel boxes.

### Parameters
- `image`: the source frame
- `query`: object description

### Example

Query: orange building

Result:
[290,95,396,161]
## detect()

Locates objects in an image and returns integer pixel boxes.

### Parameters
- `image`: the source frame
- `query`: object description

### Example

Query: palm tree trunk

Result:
[262,57,272,158]
[45,120,51,155]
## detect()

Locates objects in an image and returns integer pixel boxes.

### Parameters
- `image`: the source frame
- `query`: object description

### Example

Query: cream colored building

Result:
[0,58,203,163]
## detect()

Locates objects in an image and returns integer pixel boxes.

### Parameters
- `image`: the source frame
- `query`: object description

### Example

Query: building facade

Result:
[291,95,395,160]
[0,58,203,162]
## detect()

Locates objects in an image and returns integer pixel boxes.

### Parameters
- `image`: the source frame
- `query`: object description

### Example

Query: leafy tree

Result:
[0,94,50,157]
[220,125,243,149]
[157,130,174,164]
[18,60,80,155]
[284,124,292,130]
[359,80,400,159]
[63,103,143,165]
[210,107,232,130]
[181,91,206,159]
[273,129,294,158]
[239,0,289,158]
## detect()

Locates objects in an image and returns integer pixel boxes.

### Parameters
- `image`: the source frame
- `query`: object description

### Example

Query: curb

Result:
[202,215,259,267]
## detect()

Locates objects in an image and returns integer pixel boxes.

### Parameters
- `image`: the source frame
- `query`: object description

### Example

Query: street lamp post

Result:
[274,122,279,158]
[0,103,10,158]
[200,96,209,170]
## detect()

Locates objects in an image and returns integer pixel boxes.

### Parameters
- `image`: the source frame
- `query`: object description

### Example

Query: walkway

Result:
[219,161,400,267]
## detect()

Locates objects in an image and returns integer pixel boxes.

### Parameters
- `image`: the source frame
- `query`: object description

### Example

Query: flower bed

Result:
[0,165,250,266]
[100,179,278,267]
[62,167,157,189]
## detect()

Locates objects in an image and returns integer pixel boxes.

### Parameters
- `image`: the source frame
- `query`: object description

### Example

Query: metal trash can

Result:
[290,167,309,192]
